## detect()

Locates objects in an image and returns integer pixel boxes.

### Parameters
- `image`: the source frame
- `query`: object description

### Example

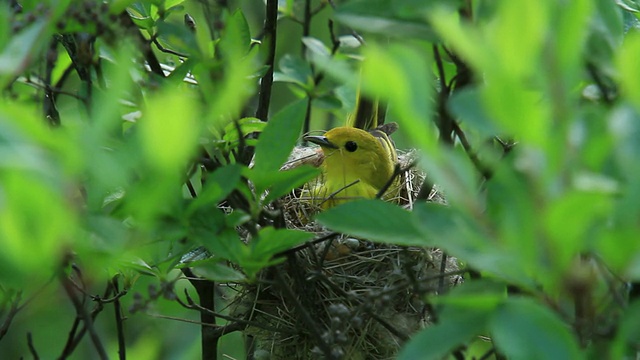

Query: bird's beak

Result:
[304,135,338,149]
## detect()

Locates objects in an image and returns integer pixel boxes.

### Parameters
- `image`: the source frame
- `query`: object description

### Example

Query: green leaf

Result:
[222,117,267,144]
[0,20,48,87]
[301,37,331,58]
[219,9,251,58]
[140,90,201,173]
[334,0,445,40]
[274,54,313,90]
[610,300,640,358]
[252,99,307,177]
[156,20,198,56]
[187,164,243,215]
[316,200,428,246]
[262,165,320,204]
[252,227,313,258]
[399,310,489,360]
[490,298,582,360]
[448,87,499,137]
[399,279,503,360]
[190,260,247,282]
[199,227,245,265]
[239,227,314,279]
[313,94,343,110]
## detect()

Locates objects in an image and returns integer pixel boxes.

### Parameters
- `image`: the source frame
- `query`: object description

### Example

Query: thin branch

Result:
[60,274,108,360]
[152,37,189,58]
[438,252,448,295]
[451,121,492,179]
[376,161,417,199]
[0,291,22,341]
[112,278,127,360]
[274,266,334,358]
[586,62,615,104]
[302,0,312,57]
[27,332,39,360]
[181,268,218,360]
[176,289,294,335]
[255,0,278,121]
[276,231,340,258]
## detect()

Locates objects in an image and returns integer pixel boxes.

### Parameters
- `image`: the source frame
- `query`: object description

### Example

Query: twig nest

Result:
[230,146,458,359]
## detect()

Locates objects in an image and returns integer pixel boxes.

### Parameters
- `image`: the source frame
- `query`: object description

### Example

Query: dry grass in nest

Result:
[226,146,461,359]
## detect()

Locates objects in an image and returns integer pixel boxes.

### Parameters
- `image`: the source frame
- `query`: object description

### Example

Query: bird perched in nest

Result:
[304,93,400,208]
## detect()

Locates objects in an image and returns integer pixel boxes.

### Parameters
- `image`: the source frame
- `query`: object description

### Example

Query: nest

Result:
[225,146,461,359]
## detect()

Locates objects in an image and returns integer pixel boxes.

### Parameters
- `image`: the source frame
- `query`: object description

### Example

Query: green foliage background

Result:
[2,0,640,359]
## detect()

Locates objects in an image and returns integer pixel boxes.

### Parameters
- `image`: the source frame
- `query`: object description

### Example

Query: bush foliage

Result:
[2,0,640,359]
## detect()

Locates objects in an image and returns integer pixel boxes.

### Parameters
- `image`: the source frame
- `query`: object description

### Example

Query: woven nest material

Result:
[226,146,461,359]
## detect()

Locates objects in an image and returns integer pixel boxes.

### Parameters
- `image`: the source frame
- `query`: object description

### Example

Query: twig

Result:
[60,274,108,360]
[181,267,218,360]
[44,38,61,126]
[255,0,278,121]
[586,62,615,104]
[27,332,39,359]
[276,231,340,257]
[112,277,127,360]
[438,252,448,295]
[274,266,335,358]
[0,291,22,341]
[152,37,189,58]
[451,121,492,179]
[376,161,417,199]
[176,289,293,335]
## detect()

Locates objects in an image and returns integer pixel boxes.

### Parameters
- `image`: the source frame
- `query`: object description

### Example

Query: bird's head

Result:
[304,127,396,189]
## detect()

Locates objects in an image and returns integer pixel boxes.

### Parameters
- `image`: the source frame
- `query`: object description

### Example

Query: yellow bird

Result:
[304,126,399,208]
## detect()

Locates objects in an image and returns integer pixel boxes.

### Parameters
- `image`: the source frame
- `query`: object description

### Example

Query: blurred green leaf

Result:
[191,260,247,282]
[448,87,499,137]
[274,54,313,90]
[0,20,48,87]
[140,89,201,174]
[262,165,320,204]
[198,227,245,265]
[187,164,242,216]
[219,9,251,58]
[316,200,428,246]
[335,0,440,40]
[252,227,312,258]
[156,20,199,56]
[301,37,331,58]
[400,279,504,360]
[490,298,582,360]
[252,99,307,177]
[314,94,343,110]
[617,32,640,108]
[222,117,267,145]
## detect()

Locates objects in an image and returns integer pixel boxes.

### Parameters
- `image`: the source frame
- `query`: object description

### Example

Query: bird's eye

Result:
[345,141,358,152]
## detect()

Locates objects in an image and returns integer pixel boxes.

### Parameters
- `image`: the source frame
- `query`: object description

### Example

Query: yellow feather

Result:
[304,127,399,208]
